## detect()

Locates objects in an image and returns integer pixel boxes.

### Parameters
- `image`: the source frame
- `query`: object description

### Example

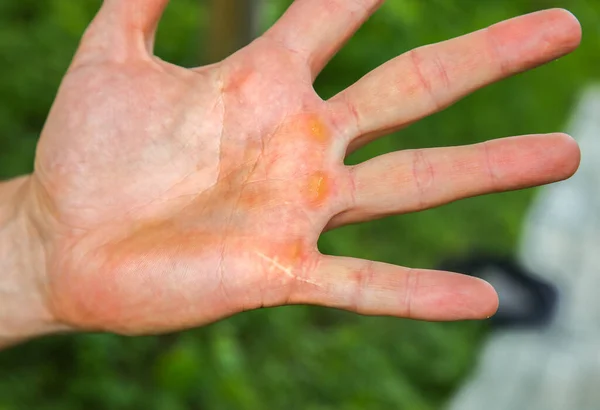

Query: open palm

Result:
[30,0,581,335]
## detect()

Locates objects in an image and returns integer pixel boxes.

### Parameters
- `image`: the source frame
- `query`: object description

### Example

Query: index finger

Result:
[264,0,384,79]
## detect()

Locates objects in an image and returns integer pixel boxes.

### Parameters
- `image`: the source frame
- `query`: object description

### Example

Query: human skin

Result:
[0,0,582,349]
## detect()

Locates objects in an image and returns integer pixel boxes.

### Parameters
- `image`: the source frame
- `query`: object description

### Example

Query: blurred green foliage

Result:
[0,0,598,409]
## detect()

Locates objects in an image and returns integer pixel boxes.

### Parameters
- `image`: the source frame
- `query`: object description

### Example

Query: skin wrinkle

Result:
[431,49,451,92]
[262,32,306,60]
[409,49,444,112]
[319,102,349,160]
[404,267,418,319]
[330,91,363,150]
[215,248,233,311]
[345,165,358,213]
[267,32,317,75]
[343,93,363,140]
[351,260,376,314]
[482,141,501,192]
[55,237,110,327]
[411,149,435,210]
[215,64,228,184]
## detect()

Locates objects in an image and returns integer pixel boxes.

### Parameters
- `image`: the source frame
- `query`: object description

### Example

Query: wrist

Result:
[0,176,69,348]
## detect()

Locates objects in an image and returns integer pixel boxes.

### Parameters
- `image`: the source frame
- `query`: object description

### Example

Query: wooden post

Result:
[206,0,262,63]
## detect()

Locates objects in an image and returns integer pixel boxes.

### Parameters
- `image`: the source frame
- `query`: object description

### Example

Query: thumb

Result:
[76,0,170,63]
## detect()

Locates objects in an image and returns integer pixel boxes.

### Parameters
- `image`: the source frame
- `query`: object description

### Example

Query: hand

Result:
[18,1,581,336]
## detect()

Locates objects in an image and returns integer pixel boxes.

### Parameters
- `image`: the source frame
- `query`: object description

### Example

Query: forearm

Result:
[0,176,62,349]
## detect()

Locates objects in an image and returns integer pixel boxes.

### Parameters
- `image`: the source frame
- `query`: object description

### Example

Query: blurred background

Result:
[0,1,599,409]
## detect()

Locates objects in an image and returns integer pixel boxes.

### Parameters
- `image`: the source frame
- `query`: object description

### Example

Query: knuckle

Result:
[407,47,452,110]
[411,149,435,208]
